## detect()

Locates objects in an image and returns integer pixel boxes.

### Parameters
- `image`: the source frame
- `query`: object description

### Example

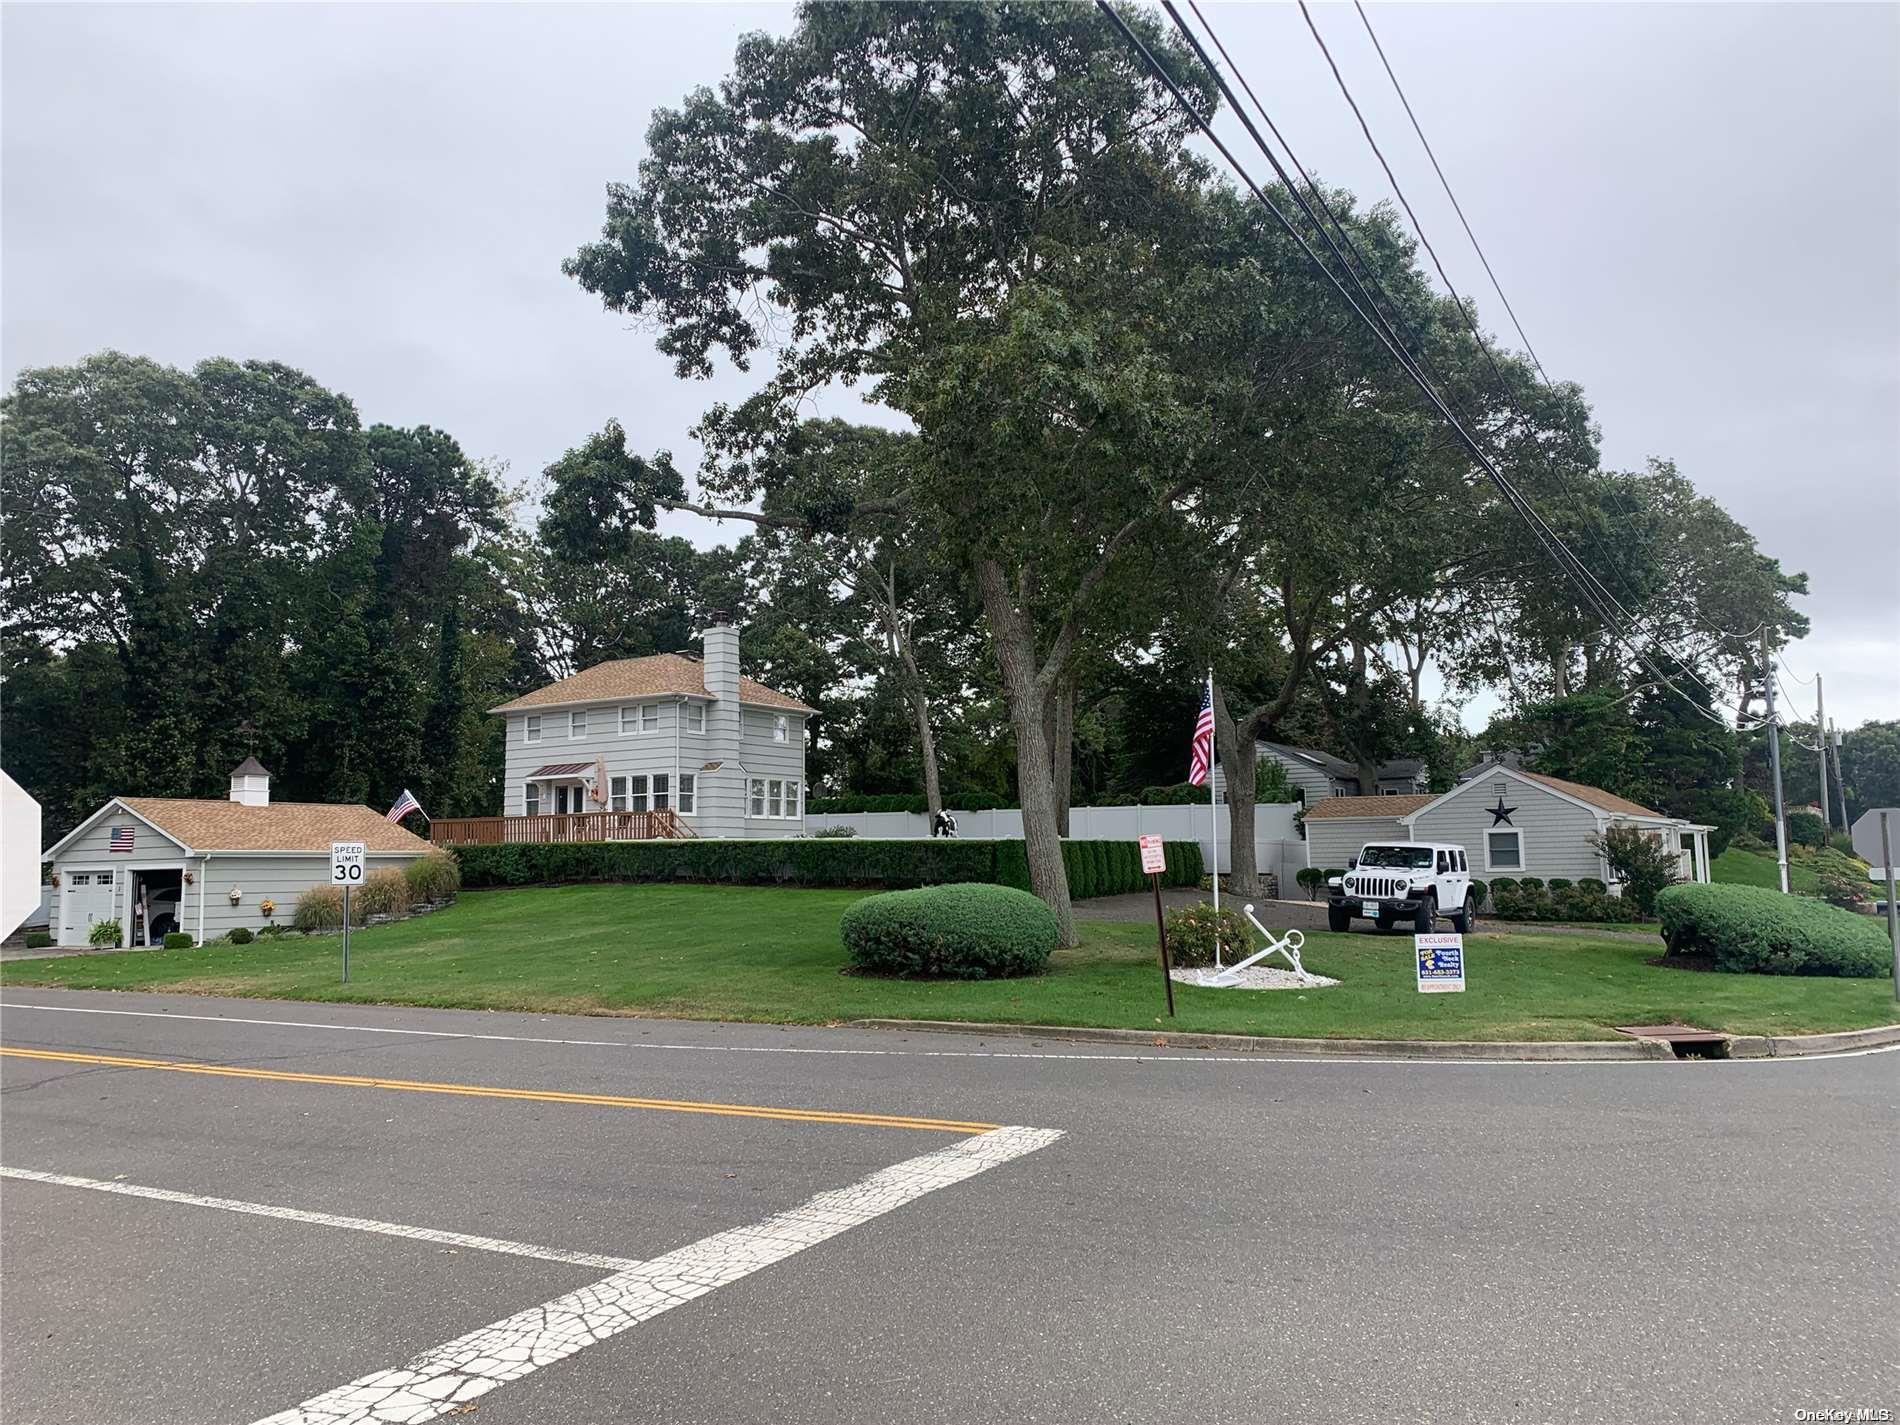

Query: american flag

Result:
[385,788,424,823]
[1187,678,1215,786]
[108,824,135,853]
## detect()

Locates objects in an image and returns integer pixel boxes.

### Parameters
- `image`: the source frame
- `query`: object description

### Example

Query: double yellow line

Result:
[0,1046,998,1134]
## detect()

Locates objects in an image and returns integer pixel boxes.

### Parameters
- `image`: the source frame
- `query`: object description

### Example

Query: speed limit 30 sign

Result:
[331,841,367,885]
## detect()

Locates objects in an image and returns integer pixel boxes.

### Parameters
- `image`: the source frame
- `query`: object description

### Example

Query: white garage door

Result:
[59,870,117,944]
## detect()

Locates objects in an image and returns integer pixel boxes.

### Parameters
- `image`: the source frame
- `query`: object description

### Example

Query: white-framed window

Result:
[626,775,649,812]
[684,702,705,734]
[1485,829,1523,872]
[679,773,696,815]
[524,715,542,744]
[569,709,587,738]
[618,704,661,734]
[524,784,541,816]
[610,776,629,812]
[773,714,790,743]
[69,873,91,886]
[747,777,800,818]
[652,774,670,811]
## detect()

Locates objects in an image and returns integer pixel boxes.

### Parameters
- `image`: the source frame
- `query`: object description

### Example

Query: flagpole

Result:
[1208,668,1220,968]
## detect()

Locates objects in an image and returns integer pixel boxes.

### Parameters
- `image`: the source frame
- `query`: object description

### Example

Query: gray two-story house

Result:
[1213,741,1428,804]
[484,623,813,841]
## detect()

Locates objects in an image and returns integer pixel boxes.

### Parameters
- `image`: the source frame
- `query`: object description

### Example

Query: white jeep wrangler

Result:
[1327,842,1474,934]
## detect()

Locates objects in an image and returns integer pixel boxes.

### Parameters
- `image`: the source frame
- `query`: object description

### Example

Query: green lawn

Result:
[1713,846,1821,894]
[4,885,1892,1042]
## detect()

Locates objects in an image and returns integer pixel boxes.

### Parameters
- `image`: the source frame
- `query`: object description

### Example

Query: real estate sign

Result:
[1415,933,1466,993]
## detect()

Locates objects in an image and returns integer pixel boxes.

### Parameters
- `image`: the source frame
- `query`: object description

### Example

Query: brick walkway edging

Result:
[848,1017,1900,1062]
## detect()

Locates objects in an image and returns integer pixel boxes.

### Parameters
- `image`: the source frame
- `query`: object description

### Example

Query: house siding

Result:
[1412,776,1607,882]
[191,851,423,942]
[1305,815,1410,870]
[1213,746,1341,805]
[501,700,806,839]
[54,808,187,861]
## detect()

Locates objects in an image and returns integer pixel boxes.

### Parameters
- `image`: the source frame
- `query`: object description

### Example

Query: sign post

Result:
[1883,812,1898,1005]
[1415,932,1466,994]
[331,841,365,983]
[1141,835,1175,1017]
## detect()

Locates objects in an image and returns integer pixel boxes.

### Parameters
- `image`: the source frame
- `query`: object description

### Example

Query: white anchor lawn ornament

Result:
[1203,904,1319,988]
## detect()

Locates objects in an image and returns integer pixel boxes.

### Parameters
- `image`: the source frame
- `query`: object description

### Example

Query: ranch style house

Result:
[1303,762,1716,890]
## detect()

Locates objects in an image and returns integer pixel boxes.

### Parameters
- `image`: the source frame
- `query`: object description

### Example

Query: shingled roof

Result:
[488,654,815,715]
[115,798,437,854]
[1513,770,1665,819]
[1302,794,1437,820]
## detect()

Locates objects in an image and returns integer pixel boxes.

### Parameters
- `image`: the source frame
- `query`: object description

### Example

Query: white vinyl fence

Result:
[802,802,1307,894]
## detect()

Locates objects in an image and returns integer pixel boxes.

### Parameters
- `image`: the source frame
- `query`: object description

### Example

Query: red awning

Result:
[528,762,593,778]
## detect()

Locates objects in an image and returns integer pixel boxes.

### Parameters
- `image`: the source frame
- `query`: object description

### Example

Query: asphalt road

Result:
[1,988,1894,1425]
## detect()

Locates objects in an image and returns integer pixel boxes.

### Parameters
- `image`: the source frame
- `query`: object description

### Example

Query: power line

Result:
[1133,0,1752,729]
[1338,0,1776,652]
[1348,0,1550,384]
[1285,0,1736,709]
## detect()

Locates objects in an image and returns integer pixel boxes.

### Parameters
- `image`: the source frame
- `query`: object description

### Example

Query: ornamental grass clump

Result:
[841,883,1058,979]
[1656,883,1888,977]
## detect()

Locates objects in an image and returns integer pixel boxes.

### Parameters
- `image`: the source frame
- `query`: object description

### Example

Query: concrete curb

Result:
[1724,1022,1900,1059]
[847,1018,1675,1061]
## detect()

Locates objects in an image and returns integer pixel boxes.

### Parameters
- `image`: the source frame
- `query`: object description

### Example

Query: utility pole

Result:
[1762,630,1790,894]
[1815,674,1831,835]
[1829,721,1850,837]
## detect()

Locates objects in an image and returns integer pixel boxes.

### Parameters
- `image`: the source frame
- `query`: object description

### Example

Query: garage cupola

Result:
[228,757,271,807]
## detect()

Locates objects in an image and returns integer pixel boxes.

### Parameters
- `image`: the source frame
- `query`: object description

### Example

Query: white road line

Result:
[2,999,1894,1065]
[254,1123,1063,1425]
[0,1167,640,1272]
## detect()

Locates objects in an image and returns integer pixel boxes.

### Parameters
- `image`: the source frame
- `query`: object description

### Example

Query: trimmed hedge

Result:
[228,927,255,945]
[841,883,1058,979]
[24,930,53,949]
[455,837,1204,896]
[1657,883,1889,977]
[162,931,194,950]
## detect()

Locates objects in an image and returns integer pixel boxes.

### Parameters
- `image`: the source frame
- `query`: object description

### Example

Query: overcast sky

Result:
[5,2,1895,728]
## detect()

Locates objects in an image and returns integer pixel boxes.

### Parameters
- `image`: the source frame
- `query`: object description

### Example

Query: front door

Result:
[59,870,117,945]
[555,783,585,815]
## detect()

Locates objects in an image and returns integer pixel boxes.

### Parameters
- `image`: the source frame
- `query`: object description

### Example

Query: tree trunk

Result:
[1215,693,1262,897]
[977,559,1075,944]
[870,563,944,819]
[1049,672,1075,837]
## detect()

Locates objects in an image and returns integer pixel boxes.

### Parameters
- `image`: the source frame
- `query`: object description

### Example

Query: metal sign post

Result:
[1882,813,1898,1005]
[1141,835,1174,1017]
[331,841,365,983]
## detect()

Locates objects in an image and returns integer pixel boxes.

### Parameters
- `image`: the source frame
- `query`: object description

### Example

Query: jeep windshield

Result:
[1358,846,1434,869]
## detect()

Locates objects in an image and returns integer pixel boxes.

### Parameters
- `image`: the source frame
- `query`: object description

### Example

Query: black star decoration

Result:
[1488,794,1517,826]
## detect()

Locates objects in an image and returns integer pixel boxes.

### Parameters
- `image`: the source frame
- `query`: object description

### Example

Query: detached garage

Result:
[43,759,434,947]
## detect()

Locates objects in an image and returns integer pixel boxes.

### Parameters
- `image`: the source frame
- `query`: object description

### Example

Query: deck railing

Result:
[428,809,694,846]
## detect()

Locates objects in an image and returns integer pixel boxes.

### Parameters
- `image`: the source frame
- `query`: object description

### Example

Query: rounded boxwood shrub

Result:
[228,926,254,945]
[1517,876,1545,893]
[841,883,1058,979]
[1547,878,1573,893]
[1162,902,1253,968]
[1578,877,1607,894]
[1468,879,1489,909]
[1657,883,1889,977]
[162,931,194,949]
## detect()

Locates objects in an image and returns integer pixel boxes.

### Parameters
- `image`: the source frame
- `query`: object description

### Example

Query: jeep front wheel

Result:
[1327,903,1351,933]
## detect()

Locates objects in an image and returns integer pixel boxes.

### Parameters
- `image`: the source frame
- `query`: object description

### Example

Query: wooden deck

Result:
[428,810,695,846]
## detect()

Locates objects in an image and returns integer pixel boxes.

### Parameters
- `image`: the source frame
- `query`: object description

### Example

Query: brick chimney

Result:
[229,757,271,807]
